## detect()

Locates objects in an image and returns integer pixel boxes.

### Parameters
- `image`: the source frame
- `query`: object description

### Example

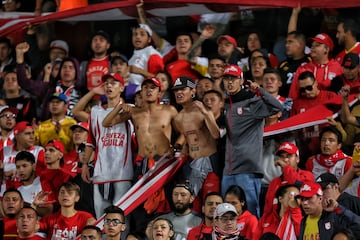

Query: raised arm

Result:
[187,25,216,64]
[193,100,220,139]
[340,86,359,126]
[288,5,301,33]
[102,102,133,127]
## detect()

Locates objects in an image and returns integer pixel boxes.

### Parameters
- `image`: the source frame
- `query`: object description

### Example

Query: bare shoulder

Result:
[161,104,178,115]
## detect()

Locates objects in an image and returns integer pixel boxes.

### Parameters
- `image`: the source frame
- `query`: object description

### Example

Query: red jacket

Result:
[237,210,258,240]
[187,222,212,240]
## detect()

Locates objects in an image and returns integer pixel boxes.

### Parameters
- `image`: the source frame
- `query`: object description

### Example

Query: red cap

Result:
[223,64,243,77]
[102,73,125,86]
[217,35,237,47]
[298,182,323,198]
[311,33,334,51]
[142,77,162,91]
[0,105,19,115]
[46,140,65,153]
[70,122,89,132]
[276,142,299,156]
[13,121,33,135]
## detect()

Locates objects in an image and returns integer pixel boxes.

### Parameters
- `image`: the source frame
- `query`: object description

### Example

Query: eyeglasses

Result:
[2,0,15,4]
[218,216,237,223]
[104,218,124,226]
[0,113,16,119]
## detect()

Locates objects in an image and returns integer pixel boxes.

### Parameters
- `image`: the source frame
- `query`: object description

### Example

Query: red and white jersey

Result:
[87,105,133,184]
[0,132,14,151]
[86,56,110,90]
[335,42,360,64]
[344,177,360,197]
[0,145,45,195]
[129,45,163,85]
[39,210,93,240]
[17,176,54,204]
[306,155,352,179]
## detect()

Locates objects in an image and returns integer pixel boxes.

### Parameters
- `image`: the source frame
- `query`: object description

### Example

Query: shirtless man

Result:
[102,77,180,179]
[172,76,220,199]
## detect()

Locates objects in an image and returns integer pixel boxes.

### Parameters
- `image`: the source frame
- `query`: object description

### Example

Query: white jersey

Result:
[128,45,162,85]
[18,176,42,204]
[87,105,133,184]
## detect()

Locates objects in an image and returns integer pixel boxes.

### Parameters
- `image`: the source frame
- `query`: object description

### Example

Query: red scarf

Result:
[315,149,347,167]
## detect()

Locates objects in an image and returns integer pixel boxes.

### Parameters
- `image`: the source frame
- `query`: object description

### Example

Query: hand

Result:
[136,0,144,8]
[120,103,133,113]
[326,117,337,126]
[200,24,216,39]
[81,164,91,183]
[292,4,302,15]
[34,8,41,17]
[44,63,52,76]
[16,42,30,55]
[192,100,208,115]
[91,83,105,96]
[322,197,339,212]
[340,85,350,99]
[33,191,54,206]
[247,80,260,93]
[274,158,288,168]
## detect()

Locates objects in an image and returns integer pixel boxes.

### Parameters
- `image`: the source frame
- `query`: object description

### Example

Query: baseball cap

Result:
[92,30,110,42]
[0,105,18,115]
[311,33,334,51]
[174,180,194,195]
[276,142,299,156]
[50,40,69,54]
[142,77,162,91]
[70,122,89,132]
[46,140,65,153]
[217,35,237,47]
[134,24,152,36]
[315,172,339,189]
[111,54,129,65]
[13,121,33,135]
[49,92,68,103]
[172,76,196,90]
[102,73,125,86]
[342,53,360,69]
[223,64,243,77]
[297,182,323,198]
[214,203,238,219]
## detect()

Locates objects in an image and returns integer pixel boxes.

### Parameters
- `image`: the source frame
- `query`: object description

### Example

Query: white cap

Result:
[214,203,238,219]
[50,40,69,54]
[138,24,152,36]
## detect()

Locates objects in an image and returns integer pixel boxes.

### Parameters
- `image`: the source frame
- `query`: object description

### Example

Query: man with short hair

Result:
[81,225,102,240]
[263,142,314,217]
[187,192,223,240]
[49,40,69,62]
[2,188,24,240]
[316,172,360,216]
[82,73,133,219]
[0,106,17,150]
[0,37,14,75]
[297,181,360,239]
[335,19,360,64]
[306,126,353,179]
[212,203,245,240]
[160,182,202,240]
[81,30,111,91]
[196,77,214,101]
[221,64,283,218]
[16,206,45,240]
[278,31,310,97]
[207,55,225,93]
[173,76,221,203]
[217,35,243,66]
[38,182,95,239]
[15,151,54,216]
[291,71,337,116]
[35,92,76,153]
[103,205,126,240]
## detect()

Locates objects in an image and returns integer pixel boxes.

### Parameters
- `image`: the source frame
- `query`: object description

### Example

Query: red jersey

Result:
[86,56,110,90]
[290,90,338,116]
[263,167,314,217]
[187,222,212,240]
[39,210,93,240]
[289,59,343,99]
[237,210,258,240]
[165,59,199,83]
[3,216,17,240]
[0,132,14,152]
[335,42,360,64]
[63,150,81,175]
[16,236,46,240]
[39,169,73,198]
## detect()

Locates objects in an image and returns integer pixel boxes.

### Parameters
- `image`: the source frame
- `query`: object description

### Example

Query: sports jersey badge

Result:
[237,107,243,115]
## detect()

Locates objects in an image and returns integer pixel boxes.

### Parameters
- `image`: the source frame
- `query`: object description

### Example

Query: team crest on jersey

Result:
[328,72,336,80]
[237,107,243,115]
[237,223,245,230]
[325,221,331,230]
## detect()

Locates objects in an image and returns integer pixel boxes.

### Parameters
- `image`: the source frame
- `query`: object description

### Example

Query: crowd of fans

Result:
[0,2,360,240]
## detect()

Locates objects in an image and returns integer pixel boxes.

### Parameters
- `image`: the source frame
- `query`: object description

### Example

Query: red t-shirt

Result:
[165,59,199,83]
[39,210,93,239]
[148,55,164,75]
[335,42,360,64]
[187,222,212,240]
[3,216,17,240]
[86,57,110,90]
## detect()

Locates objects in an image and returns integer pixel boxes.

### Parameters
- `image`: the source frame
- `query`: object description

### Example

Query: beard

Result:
[174,202,190,214]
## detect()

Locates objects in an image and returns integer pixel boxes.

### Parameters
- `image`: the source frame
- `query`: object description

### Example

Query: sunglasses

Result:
[299,82,315,93]
[0,113,16,119]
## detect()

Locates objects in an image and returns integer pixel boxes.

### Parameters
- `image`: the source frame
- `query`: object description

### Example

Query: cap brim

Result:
[70,125,88,132]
